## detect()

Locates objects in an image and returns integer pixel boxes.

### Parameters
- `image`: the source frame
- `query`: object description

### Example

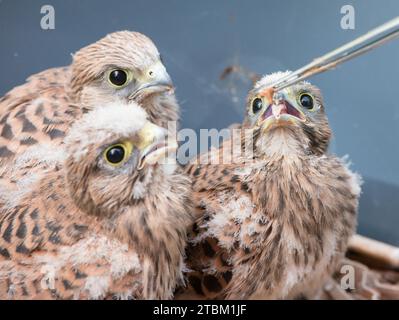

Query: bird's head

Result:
[69,31,177,126]
[243,71,331,156]
[64,102,178,216]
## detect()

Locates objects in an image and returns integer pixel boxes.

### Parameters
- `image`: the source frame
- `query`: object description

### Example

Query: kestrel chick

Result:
[0,103,192,300]
[178,72,361,299]
[0,31,178,167]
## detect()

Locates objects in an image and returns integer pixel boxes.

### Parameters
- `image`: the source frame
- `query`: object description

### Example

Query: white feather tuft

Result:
[34,234,142,298]
[84,276,110,300]
[340,155,363,197]
[65,102,148,161]
[254,70,312,91]
[194,195,255,250]
[254,71,292,90]
[14,144,67,171]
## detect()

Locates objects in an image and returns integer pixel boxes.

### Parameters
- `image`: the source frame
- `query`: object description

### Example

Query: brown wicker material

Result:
[318,235,399,300]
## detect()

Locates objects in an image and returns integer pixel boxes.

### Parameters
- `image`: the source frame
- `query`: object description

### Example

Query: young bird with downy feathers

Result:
[0,103,193,300]
[0,31,178,190]
[177,71,361,299]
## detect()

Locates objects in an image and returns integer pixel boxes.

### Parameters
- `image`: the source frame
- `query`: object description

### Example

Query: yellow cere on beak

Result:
[136,122,177,170]
[129,61,173,101]
[141,61,172,89]
[136,122,159,150]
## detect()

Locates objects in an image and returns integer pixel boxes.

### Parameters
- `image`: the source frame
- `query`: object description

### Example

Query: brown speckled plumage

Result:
[176,72,360,299]
[0,104,193,300]
[0,31,179,171]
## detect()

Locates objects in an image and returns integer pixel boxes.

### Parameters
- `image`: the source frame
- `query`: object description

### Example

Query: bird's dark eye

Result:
[251,98,263,114]
[104,141,133,166]
[108,69,129,87]
[105,145,125,164]
[298,93,314,110]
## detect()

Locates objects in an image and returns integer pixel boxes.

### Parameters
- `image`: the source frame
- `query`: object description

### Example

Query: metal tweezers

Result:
[270,16,399,91]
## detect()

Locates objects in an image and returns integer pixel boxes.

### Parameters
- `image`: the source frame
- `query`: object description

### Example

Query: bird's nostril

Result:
[273,92,284,103]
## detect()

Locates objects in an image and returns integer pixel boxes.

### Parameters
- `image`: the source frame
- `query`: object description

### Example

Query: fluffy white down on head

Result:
[65,102,149,161]
[254,71,311,90]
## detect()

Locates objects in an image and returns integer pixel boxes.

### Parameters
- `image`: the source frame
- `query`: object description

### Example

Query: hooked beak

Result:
[129,62,174,101]
[136,122,177,170]
[257,89,305,131]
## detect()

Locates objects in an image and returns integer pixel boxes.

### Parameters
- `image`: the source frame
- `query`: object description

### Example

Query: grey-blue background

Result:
[0,0,398,244]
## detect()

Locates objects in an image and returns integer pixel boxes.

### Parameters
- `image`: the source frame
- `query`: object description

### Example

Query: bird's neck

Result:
[112,168,192,298]
[256,127,310,160]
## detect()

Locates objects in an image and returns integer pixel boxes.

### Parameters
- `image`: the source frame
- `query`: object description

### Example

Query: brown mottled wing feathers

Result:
[178,144,256,299]
[0,67,79,166]
[0,172,144,300]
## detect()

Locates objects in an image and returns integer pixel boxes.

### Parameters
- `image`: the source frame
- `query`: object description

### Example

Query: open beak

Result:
[129,62,174,101]
[257,89,305,131]
[136,122,177,170]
